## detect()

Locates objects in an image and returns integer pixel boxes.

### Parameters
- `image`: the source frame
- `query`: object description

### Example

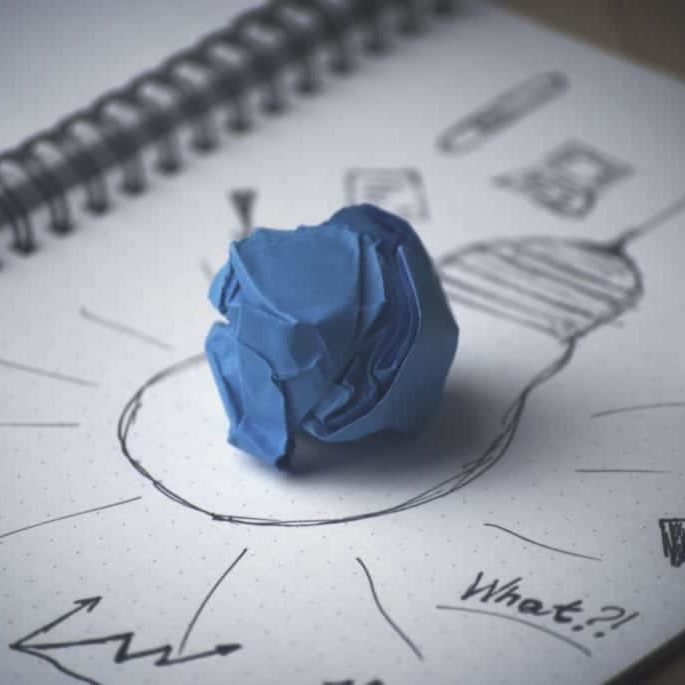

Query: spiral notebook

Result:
[1,2,685,684]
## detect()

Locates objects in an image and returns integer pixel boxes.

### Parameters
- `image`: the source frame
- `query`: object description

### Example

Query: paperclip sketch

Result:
[436,71,569,154]
[494,140,632,218]
[116,193,685,527]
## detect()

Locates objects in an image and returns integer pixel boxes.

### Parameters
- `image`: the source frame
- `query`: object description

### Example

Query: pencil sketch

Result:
[179,548,248,654]
[323,680,384,685]
[200,258,214,283]
[9,595,242,685]
[116,193,685,527]
[437,604,592,657]
[436,192,685,507]
[80,306,174,351]
[575,468,668,474]
[436,71,569,154]
[659,519,685,568]
[0,497,141,542]
[591,401,685,419]
[494,140,632,218]
[577,607,640,638]
[0,356,98,388]
[483,523,601,562]
[355,557,423,661]
[228,187,257,240]
[344,168,429,222]
[0,421,79,428]
[439,570,640,655]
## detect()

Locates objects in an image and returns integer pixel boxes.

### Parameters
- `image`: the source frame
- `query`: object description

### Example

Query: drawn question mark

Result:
[580,606,639,638]
[585,606,624,637]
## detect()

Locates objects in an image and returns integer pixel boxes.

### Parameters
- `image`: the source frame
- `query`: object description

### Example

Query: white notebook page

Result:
[1,2,684,684]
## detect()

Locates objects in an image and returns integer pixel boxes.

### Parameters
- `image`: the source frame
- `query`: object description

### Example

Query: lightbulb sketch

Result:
[117,193,685,528]
[437,192,685,497]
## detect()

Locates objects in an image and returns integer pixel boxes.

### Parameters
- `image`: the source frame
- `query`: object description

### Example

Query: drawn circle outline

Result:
[117,353,517,527]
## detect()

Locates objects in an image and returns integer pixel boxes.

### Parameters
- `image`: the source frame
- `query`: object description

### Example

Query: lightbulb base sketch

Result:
[117,351,531,527]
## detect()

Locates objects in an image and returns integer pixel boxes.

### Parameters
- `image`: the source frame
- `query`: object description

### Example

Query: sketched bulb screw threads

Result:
[438,236,642,343]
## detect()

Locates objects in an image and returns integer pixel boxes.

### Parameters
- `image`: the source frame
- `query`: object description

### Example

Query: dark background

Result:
[504,0,685,81]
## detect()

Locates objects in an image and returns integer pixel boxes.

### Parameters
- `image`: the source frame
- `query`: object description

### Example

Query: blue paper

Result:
[205,204,459,467]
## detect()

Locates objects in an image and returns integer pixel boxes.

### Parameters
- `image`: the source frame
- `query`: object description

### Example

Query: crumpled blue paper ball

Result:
[205,204,459,467]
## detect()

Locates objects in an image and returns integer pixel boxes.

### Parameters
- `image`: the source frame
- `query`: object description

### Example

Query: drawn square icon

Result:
[345,168,429,221]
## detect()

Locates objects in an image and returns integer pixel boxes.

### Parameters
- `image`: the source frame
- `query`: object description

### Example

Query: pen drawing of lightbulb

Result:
[433,192,685,497]
[117,191,685,526]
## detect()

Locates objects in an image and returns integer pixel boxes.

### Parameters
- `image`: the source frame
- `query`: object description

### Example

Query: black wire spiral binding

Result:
[0,0,456,260]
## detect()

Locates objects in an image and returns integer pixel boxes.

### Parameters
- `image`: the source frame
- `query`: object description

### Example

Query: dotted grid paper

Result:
[1,2,685,684]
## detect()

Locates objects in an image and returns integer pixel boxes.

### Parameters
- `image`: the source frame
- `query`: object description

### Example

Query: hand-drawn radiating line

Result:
[80,307,173,351]
[436,605,591,657]
[483,523,601,562]
[576,468,668,474]
[200,259,214,283]
[0,497,142,541]
[612,192,685,248]
[0,357,98,388]
[0,422,79,428]
[355,557,423,661]
[591,402,685,419]
[179,547,248,655]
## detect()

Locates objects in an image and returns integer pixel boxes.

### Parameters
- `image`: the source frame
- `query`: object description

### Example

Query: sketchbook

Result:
[1,1,684,684]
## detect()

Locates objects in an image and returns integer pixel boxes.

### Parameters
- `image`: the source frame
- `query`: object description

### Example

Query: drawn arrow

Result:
[9,596,241,685]
[12,596,102,650]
